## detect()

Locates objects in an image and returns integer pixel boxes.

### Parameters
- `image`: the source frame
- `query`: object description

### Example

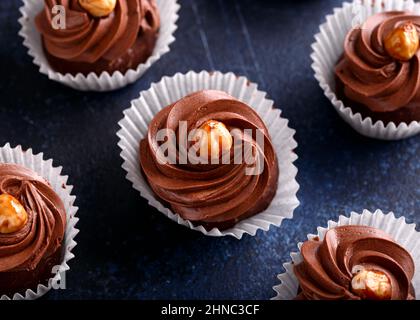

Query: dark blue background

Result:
[0,0,418,299]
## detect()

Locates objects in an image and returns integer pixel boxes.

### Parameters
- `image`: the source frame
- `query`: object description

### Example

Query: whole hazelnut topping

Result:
[0,194,28,234]
[79,0,117,18]
[351,265,392,300]
[192,120,233,160]
[384,22,419,61]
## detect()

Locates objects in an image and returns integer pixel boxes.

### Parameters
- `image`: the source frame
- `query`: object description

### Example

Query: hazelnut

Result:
[0,194,28,234]
[192,120,233,160]
[351,265,392,300]
[79,0,116,18]
[384,22,419,61]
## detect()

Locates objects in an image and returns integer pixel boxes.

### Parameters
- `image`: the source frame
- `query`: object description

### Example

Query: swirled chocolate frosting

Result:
[0,164,66,295]
[294,225,415,300]
[335,12,420,124]
[140,90,279,230]
[35,0,160,75]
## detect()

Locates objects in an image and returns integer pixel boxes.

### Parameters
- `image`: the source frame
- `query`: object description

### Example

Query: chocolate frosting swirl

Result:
[140,90,279,230]
[0,164,66,273]
[336,12,420,115]
[35,0,159,64]
[294,225,415,300]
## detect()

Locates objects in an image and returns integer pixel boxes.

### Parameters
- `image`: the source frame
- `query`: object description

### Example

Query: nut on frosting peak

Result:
[0,194,28,234]
[79,0,117,17]
[384,21,419,61]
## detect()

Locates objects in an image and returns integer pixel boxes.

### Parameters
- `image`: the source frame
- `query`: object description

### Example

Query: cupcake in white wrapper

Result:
[272,209,420,300]
[117,70,300,239]
[311,0,420,140]
[0,143,79,300]
[18,0,180,92]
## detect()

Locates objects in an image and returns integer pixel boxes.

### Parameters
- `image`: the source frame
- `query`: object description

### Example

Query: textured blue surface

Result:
[0,0,419,300]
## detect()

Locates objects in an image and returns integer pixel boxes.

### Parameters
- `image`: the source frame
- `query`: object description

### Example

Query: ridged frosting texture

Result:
[0,164,66,273]
[35,0,159,64]
[294,225,415,300]
[336,11,420,115]
[140,90,279,229]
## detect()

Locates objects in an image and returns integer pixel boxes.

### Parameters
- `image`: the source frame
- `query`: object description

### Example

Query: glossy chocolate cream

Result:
[294,225,415,300]
[35,0,160,75]
[336,12,420,124]
[140,90,279,230]
[0,164,67,296]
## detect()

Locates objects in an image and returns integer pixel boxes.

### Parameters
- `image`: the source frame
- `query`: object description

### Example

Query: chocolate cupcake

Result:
[0,163,67,297]
[139,90,279,231]
[335,11,420,125]
[19,0,179,91]
[294,225,415,300]
[311,0,420,140]
[272,210,420,300]
[118,71,299,238]
[34,0,160,76]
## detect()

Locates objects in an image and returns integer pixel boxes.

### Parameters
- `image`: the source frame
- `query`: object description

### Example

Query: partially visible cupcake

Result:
[139,90,279,231]
[294,225,415,300]
[0,163,67,297]
[311,0,420,140]
[335,11,420,125]
[34,0,160,76]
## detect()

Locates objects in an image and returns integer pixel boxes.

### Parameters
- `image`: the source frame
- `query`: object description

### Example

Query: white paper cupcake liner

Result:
[0,143,79,300]
[117,70,300,239]
[18,0,180,92]
[311,0,420,140]
[272,209,420,300]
